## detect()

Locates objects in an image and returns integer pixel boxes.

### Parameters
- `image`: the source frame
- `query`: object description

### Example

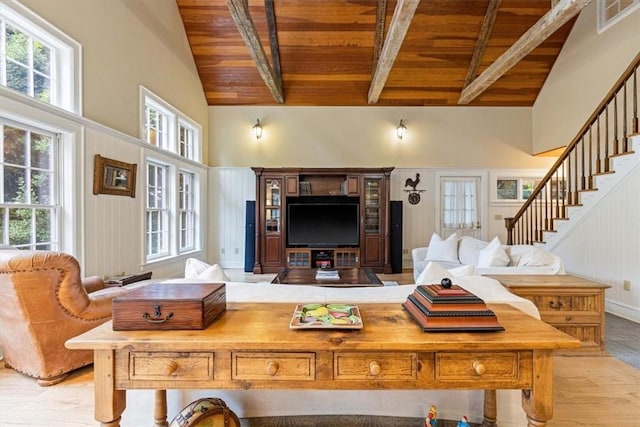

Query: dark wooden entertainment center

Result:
[252,167,394,274]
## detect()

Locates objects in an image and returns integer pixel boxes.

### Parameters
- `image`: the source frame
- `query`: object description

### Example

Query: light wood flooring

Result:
[1,271,639,426]
[1,355,638,426]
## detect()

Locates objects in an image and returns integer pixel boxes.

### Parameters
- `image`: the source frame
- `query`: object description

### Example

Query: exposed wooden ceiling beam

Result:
[368,0,419,104]
[458,0,590,105]
[372,0,388,71]
[264,0,283,91]
[226,0,284,103]
[463,0,502,89]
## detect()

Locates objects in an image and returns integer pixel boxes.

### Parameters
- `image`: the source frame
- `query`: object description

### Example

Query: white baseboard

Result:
[605,298,640,323]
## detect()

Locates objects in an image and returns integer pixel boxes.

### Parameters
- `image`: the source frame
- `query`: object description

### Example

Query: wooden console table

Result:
[486,275,610,354]
[66,303,579,427]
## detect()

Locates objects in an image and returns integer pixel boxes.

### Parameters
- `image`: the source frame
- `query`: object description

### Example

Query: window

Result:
[1,119,58,249]
[140,86,201,161]
[0,1,81,112]
[146,161,170,259]
[145,159,201,262]
[598,0,640,32]
[178,170,196,251]
[179,121,196,159]
[144,100,171,150]
[495,177,541,201]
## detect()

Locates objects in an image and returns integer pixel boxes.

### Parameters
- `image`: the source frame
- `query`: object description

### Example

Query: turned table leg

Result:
[154,390,169,427]
[482,389,497,427]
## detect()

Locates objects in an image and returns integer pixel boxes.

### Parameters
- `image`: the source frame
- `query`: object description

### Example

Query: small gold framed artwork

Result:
[93,155,137,197]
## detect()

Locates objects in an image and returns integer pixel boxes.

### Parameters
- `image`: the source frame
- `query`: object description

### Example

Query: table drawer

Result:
[232,352,315,381]
[334,352,417,380]
[521,294,600,313]
[435,352,519,382]
[129,352,214,381]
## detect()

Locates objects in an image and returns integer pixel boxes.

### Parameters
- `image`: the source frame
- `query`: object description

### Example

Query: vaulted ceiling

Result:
[176,0,585,106]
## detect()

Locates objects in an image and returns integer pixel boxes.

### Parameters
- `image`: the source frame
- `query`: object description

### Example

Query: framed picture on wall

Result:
[93,154,137,197]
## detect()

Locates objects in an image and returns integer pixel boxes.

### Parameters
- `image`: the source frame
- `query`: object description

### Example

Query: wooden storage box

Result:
[112,283,226,330]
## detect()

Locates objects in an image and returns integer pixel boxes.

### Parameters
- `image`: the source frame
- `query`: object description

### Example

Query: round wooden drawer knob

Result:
[369,361,381,376]
[166,360,178,376]
[266,361,279,376]
[472,360,486,376]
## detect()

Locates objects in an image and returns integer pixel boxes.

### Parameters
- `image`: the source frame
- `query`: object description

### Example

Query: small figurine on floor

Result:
[457,415,470,427]
[425,405,437,426]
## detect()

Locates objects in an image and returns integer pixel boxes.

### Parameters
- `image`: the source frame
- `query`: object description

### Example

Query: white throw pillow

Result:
[458,236,489,265]
[184,258,231,281]
[476,236,510,267]
[416,261,474,285]
[517,247,554,267]
[425,232,459,263]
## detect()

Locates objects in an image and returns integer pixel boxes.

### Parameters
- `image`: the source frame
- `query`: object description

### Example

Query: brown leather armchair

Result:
[0,250,131,386]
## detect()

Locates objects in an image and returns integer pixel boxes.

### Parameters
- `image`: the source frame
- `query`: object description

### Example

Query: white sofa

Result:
[412,235,565,282]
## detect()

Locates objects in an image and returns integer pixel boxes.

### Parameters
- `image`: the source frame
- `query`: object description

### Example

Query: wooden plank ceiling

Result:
[176,0,581,106]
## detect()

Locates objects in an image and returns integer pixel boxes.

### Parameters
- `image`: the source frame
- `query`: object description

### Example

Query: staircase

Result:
[505,53,640,249]
[543,134,639,250]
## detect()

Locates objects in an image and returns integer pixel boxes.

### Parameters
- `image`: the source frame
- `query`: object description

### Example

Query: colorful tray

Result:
[289,303,363,329]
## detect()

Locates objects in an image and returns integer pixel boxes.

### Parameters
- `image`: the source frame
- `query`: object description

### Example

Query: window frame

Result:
[597,0,640,33]
[0,0,82,113]
[0,96,80,255]
[145,159,171,261]
[1,118,59,249]
[178,169,197,252]
[144,154,202,264]
[140,86,201,162]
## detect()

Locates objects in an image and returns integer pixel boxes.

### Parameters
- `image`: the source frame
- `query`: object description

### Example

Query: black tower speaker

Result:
[244,200,256,272]
[390,200,403,273]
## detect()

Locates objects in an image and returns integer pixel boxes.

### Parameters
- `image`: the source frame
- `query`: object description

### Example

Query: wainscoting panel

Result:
[83,127,144,277]
[209,167,256,268]
[553,166,640,322]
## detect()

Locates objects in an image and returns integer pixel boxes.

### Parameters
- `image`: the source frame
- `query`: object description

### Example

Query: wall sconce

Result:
[252,119,263,140]
[396,119,406,140]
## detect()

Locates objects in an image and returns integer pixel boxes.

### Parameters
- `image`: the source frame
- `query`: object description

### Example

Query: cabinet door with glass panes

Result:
[361,176,384,266]
[262,177,283,268]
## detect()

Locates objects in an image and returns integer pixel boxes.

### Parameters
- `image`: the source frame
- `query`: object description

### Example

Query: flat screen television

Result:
[287,202,359,247]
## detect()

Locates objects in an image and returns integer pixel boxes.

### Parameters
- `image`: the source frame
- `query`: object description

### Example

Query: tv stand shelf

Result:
[252,167,394,274]
[286,248,359,269]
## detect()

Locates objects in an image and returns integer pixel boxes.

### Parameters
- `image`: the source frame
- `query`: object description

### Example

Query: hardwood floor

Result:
[1,271,638,426]
[1,355,639,426]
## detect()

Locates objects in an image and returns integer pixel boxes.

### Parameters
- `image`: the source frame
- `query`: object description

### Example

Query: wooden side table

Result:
[486,275,610,355]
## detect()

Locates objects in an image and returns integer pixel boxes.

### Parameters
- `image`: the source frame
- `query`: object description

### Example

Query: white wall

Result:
[2,0,210,277]
[82,126,208,278]
[533,1,640,154]
[208,106,555,169]
[17,0,210,160]
[208,167,546,271]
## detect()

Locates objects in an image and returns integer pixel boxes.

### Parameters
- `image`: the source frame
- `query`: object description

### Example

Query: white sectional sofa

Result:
[412,234,565,282]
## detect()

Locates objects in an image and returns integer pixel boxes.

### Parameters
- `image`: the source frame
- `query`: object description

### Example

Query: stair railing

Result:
[505,52,640,245]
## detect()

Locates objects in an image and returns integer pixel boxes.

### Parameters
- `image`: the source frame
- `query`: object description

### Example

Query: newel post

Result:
[504,217,514,245]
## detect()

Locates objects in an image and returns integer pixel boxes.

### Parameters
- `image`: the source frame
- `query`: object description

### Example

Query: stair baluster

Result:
[505,53,639,246]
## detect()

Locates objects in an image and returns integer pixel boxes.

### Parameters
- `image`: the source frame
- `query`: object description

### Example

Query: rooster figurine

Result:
[404,173,420,191]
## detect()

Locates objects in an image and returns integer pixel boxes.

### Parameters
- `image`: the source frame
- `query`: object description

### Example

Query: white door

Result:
[438,176,482,239]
